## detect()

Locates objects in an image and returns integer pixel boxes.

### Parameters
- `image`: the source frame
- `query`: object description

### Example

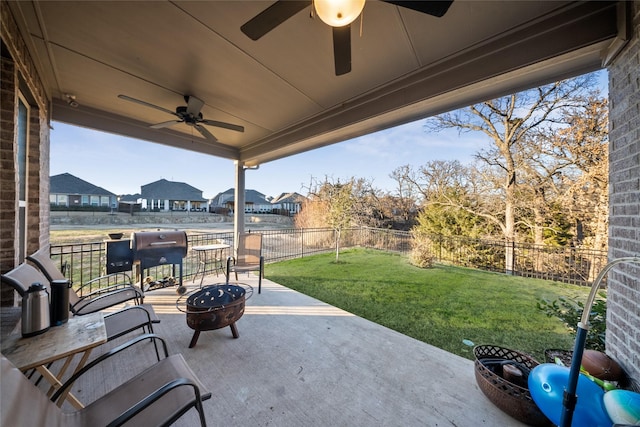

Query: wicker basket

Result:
[474,345,552,427]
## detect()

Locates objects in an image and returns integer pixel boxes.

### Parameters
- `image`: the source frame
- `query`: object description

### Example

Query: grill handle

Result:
[149,241,178,246]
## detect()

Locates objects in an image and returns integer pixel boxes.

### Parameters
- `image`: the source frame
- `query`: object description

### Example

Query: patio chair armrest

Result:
[105,377,207,427]
[71,287,143,315]
[51,334,169,404]
[76,272,135,296]
[78,284,142,301]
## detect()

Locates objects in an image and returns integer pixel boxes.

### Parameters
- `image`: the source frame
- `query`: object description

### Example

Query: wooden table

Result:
[192,243,230,285]
[1,312,107,409]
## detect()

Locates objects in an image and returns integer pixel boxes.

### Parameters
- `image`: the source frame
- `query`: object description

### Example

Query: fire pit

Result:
[176,283,253,348]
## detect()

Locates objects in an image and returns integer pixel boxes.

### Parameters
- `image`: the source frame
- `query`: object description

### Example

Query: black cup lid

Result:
[28,282,45,291]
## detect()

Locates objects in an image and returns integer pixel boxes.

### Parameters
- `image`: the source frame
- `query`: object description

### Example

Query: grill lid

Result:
[187,284,246,308]
[131,231,188,257]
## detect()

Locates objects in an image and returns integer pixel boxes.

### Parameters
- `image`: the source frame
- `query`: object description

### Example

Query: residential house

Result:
[210,188,272,214]
[119,193,142,203]
[117,193,143,214]
[271,192,306,215]
[140,179,208,212]
[49,173,116,208]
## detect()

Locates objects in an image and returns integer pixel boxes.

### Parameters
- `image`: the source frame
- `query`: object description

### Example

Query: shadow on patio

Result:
[20,274,528,426]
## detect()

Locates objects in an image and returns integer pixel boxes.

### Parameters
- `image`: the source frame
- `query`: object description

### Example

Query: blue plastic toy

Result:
[528,363,612,427]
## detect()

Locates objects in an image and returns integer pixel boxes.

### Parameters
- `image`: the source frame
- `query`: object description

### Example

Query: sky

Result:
[50,71,607,200]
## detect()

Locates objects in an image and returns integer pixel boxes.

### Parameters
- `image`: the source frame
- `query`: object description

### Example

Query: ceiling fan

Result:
[117,94,244,142]
[241,0,453,76]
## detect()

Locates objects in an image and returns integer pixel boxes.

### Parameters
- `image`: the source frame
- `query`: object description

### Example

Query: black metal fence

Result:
[49,227,606,295]
[419,234,607,285]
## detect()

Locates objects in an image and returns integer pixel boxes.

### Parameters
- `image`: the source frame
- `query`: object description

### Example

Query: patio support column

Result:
[233,161,246,255]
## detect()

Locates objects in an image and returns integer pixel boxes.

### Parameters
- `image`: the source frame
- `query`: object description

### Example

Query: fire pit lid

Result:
[187,284,246,308]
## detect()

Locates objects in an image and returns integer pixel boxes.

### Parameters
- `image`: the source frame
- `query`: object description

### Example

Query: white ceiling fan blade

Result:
[200,119,245,133]
[186,96,205,116]
[118,94,178,117]
[194,124,218,142]
[150,120,183,129]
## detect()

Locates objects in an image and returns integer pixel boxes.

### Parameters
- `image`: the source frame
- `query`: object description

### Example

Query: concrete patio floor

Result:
[65,274,529,426]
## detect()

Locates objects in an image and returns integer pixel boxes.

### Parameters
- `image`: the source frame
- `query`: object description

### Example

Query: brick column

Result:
[0,53,17,306]
[606,0,640,385]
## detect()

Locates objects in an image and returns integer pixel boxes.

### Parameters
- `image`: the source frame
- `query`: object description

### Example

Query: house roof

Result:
[271,192,306,204]
[140,179,207,202]
[50,173,115,197]
[211,188,269,205]
[7,1,620,167]
[119,194,141,202]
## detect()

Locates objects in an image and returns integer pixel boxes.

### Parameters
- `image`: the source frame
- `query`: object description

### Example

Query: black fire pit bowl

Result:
[177,283,252,348]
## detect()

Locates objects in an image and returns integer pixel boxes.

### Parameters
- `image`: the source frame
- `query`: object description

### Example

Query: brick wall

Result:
[38,110,51,250]
[607,0,640,385]
[27,105,45,256]
[0,1,50,306]
[0,53,18,306]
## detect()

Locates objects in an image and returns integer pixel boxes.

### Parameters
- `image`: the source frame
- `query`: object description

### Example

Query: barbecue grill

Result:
[131,231,188,295]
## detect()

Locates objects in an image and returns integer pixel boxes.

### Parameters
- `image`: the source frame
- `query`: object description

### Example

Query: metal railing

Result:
[49,227,606,295]
[418,234,607,285]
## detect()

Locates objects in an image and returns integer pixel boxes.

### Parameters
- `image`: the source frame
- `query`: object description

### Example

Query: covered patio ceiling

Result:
[9,1,623,167]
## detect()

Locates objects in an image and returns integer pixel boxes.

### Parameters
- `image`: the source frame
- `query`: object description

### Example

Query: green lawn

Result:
[265,248,593,362]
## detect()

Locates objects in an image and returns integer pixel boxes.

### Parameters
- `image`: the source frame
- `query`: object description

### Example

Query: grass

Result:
[265,248,593,361]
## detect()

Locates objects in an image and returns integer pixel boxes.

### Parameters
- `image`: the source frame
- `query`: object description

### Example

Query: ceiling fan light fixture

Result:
[314,0,365,27]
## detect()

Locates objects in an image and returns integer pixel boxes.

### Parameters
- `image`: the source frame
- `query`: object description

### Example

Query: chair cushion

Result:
[104,304,158,340]
[76,354,211,426]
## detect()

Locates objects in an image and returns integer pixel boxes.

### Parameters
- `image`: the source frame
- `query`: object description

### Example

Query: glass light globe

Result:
[314,0,365,27]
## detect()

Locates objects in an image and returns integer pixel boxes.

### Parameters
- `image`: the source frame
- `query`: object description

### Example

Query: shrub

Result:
[537,292,607,352]
[409,239,435,268]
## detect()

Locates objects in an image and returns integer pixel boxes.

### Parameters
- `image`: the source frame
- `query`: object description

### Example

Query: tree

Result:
[372,193,418,230]
[348,178,385,229]
[424,75,597,273]
[514,134,572,247]
[550,96,609,252]
[296,176,362,262]
[294,194,329,229]
[392,160,488,237]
